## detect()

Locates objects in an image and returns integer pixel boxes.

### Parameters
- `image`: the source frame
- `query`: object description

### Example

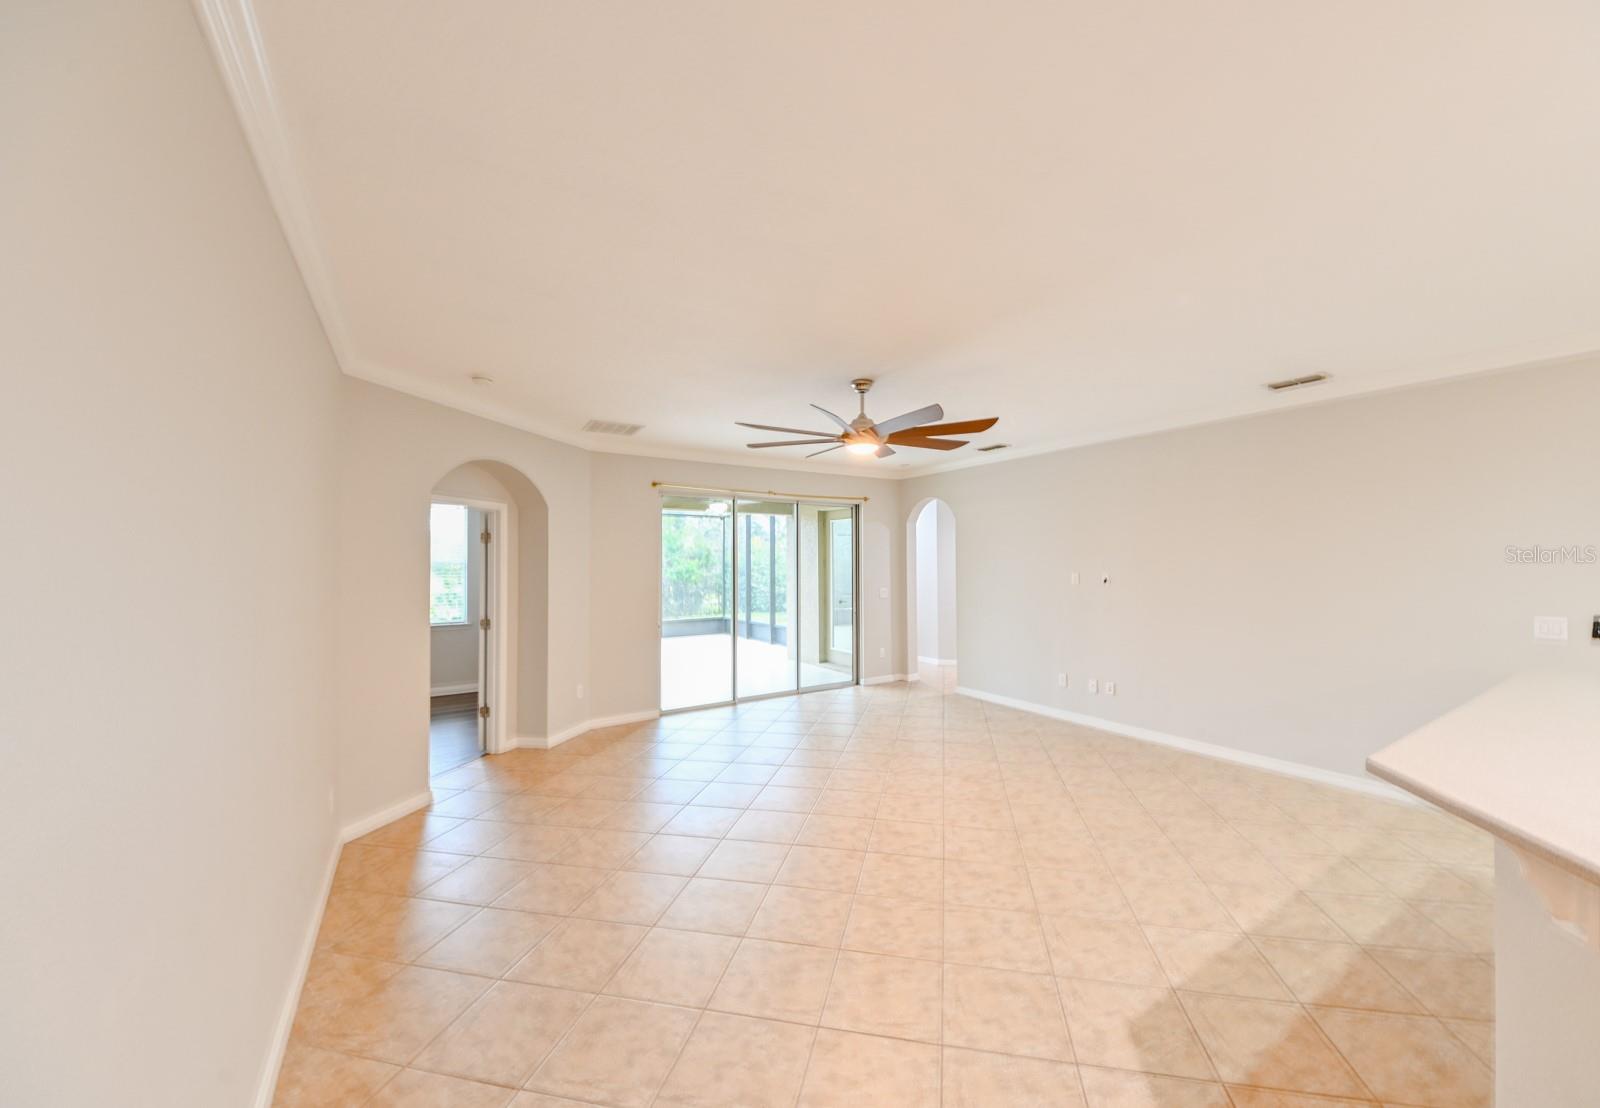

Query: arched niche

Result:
[904,496,957,690]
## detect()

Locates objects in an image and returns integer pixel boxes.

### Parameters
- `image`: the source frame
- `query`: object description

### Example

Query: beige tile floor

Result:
[277,684,1496,1107]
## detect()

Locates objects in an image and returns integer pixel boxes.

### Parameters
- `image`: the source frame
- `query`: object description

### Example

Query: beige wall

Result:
[0,1,343,1103]
[587,453,908,719]
[906,358,1600,780]
[337,389,910,822]
[337,379,588,824]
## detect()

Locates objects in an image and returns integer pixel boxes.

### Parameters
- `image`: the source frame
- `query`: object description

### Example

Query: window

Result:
[430,502,470,625]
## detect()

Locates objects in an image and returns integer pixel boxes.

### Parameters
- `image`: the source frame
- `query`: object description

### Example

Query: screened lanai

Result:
[660,494,855,711]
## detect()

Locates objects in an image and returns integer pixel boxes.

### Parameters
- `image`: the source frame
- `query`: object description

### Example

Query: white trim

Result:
[192,0,358,374]
[253,784,434,1104]
[175,14,1599,489]
[954,685,1419,804]
[589,709,661,728]
[251,840,339,1108]
[518,710,662,751]
[862,673,912,686]
[338,789,434,843]
[917,656,957,666]
[429,682,479,697]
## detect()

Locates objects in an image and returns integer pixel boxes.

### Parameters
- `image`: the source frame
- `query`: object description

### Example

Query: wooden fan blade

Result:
[882,435,969,450]
[810,404,853,432]
[747,439,839,448]
[892,417,997,437]
[806,444,845,458]
[736,421,840,437]
[871,403,944,437]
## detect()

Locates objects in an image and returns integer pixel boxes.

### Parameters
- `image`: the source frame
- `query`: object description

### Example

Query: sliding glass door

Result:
[734,499,797,699]
[798,506,855,690]
[661,493,856,711]
[659,495,733,711]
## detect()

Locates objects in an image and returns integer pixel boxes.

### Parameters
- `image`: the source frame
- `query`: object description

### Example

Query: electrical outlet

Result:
[1104,680,1116,696]
[878,647,886,659]
[1534,616,1568,642]
[1070,572,1080,586]
[576,683,585,699]
[1056,672,1067,688]
[1087,677,1098,694]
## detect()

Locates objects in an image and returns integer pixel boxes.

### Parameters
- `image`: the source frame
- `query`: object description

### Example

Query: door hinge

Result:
[479,616,491,630]
[480,529,492,544]
[479,705,490,718]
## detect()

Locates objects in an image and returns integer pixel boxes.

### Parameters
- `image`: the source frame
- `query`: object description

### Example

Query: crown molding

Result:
[910,345,1600,481]
[193,1,1600,487]
[192,0,359,372]
[344,356,931,478]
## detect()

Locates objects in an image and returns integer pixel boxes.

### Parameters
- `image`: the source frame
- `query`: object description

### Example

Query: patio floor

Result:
[662,633,851,710]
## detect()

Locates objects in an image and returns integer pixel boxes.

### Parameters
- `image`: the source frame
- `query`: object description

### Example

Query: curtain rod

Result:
[651,481,869,503]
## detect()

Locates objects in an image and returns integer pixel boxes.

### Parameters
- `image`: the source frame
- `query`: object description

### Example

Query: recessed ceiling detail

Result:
[201,0,1600,476]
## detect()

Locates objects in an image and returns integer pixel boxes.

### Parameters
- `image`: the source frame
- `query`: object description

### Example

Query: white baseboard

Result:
[252,836,340,1108]
[862,673,913,686]
[430,682,478,697]
[917,656,957,666]
[519,709,661,751]
[338,789,435,843]
[954,685,1418,804]
[256,786,436,1103]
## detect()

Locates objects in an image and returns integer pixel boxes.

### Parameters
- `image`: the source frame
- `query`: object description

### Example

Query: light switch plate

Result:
[1534,616,1568,642]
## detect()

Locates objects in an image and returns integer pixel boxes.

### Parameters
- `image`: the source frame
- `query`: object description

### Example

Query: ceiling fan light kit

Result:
[738,378,998,461]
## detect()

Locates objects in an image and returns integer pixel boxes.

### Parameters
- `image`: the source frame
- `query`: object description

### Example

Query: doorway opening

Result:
[428,498,496,774]
[659,493,858,712]
[908,498,957,691]
[427,460,549,773]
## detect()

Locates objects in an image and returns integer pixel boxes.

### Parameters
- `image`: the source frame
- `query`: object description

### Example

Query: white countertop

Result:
[1367,669,1600,885]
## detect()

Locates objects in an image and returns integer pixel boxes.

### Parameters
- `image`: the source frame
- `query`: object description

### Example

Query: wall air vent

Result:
[976,443,1011,453]
[582,419,644,436]
[1265,373,1330,392]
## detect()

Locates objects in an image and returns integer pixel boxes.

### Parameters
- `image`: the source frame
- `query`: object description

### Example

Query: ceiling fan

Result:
[737,378,998,459]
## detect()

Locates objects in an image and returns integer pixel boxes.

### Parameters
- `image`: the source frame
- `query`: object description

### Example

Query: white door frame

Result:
[432,495,512,756]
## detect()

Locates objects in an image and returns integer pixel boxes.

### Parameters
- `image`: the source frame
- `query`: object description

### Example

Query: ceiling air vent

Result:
[977,443,1011,453]
[1265,373,1329,392]
[582,419,644,436]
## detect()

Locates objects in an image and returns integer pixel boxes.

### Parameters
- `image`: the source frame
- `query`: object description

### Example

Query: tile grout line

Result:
[1106,741,1383,1103]
[288,685,1490,1106]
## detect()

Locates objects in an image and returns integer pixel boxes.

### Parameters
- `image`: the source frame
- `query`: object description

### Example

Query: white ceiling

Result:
[227,0,1600,475]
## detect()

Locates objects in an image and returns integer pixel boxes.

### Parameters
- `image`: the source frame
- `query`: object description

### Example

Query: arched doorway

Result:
[906,498,957,691]
[428,460,548,773]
